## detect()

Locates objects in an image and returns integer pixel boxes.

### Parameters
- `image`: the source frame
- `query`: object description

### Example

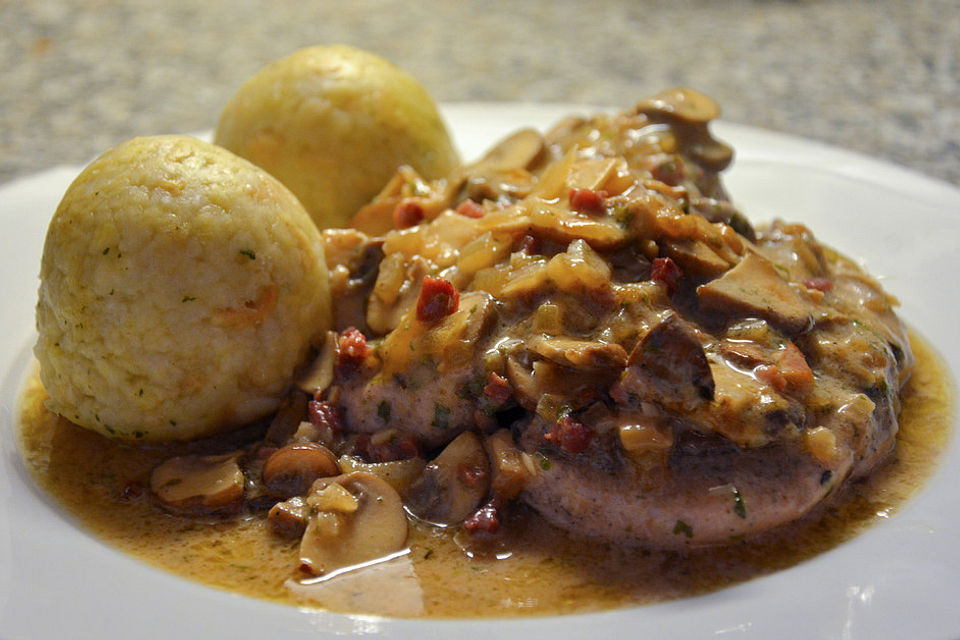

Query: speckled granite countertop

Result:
[2,0,958,187]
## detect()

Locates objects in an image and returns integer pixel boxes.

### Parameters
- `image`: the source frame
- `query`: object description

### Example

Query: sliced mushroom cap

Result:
[661,238,735,278]
[484,429,536,502]
[471,128,546,172]
[295,332,338,398]
[262,442,340,499]
[298,471,408,576]
[611,312,714,412]
[697,251,818,334]
[504,354,617,415]
[367,253,430,335]
[635,88,733,172]
[527,336,628,370]
[404,431,490,526]
[150,452,244,516]
[636,88,721,124]
[268,495,310,538]
[692,360,804,448]
[262,391,310,446]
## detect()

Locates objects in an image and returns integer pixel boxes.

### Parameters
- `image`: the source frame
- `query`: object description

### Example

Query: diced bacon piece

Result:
[336,327,369,377]
[651,256,682,294]
[308,400,345,432]
[483,372,512,406]
[545,415,594,454]
[354,431,421,462]
[777,342,814,391]
[456,199,485,218]
[416,276,459,324]
[393,199,425,229]
[803,277,833,292]
[754,364,787,392]
[463,502,501,534]
[568,188,607,214]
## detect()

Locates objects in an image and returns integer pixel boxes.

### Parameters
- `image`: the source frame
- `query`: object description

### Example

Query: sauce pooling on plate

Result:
[16,333,952,617]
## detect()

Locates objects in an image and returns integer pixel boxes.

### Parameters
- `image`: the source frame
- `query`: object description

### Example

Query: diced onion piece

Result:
[804,426,840,464]
[307,482,360,513]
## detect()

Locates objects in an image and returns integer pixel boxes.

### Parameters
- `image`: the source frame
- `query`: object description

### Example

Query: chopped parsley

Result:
[377,400,392,424]
[432,403,451,430]
[673,519,694,538]
[535,451,552,471]
[456,376,485,401]
[239,249,256,260]
[733,488,747,519]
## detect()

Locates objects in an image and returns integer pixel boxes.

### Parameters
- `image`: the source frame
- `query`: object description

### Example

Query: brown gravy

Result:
[15,332,954,618]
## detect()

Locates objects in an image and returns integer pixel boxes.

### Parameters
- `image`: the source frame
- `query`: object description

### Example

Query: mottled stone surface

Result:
[1,0,957,186]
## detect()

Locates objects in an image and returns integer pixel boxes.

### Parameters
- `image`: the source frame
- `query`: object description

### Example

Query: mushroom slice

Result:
[697,251,818,334]
[299,472,408,576]
[471,128,546,172]
[636,87,721,124]
[268,495,310,538]
[263,390,309,446]
[527,336,628,370]
[262,442,340,499]
[295,332,338,398]
[404,431,491,526]
[661,238,734,278]
[150,452,244,516]
[635,88,734,172]
[484,429,535,502]
[611,312,714,412]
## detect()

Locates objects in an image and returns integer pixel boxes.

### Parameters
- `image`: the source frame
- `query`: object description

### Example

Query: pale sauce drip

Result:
[15,333,954,618]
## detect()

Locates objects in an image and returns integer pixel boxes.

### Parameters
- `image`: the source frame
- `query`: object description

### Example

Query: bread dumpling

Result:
[35,135,332,443]
[214,45,460,229]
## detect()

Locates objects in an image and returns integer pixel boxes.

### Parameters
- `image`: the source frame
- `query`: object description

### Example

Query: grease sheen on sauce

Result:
[16,333,953,618]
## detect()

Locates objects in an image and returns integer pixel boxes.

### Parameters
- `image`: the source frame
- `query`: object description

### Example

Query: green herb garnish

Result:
[377,400,392,424]
[432,403,451,430]
[673,519,694,538]
[733,488,747,519]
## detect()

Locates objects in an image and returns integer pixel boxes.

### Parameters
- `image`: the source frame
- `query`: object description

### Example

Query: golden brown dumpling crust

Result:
[214,45,460,229]
[35,135,332,443]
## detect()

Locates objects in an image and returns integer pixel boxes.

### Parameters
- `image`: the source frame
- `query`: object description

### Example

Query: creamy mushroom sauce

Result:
[15,334,952,617]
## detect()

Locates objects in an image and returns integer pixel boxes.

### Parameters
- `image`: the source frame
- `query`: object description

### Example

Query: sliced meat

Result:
[338,365,480,449]
[518,417,850,548]
[338,292,497,448]
[317,99,914,554]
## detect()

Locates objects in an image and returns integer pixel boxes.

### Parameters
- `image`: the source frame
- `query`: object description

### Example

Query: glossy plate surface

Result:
[1,104,958,639]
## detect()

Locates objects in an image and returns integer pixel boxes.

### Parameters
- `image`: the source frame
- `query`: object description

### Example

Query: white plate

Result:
[1,104,958,640]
